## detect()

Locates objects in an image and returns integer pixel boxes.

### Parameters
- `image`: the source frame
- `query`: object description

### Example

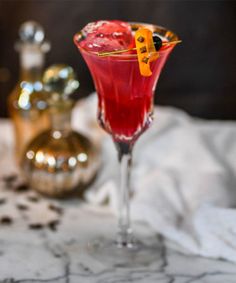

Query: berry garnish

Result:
[152,33,162,51]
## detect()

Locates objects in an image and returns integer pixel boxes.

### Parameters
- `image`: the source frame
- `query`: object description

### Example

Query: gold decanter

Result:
[21,64,100,197]
[8,21,50,161]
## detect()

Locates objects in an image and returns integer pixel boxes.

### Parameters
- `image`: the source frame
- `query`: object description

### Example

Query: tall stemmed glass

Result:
[74,22,179,264]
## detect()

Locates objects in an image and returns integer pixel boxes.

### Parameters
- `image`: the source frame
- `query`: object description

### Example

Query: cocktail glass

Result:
[74,22,179,266]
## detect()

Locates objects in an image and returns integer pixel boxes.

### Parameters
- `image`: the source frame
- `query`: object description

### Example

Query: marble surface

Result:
[0,178,236,283]
[1,112,236,282]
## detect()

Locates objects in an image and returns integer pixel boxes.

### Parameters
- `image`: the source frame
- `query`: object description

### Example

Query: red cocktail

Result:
[74,21,179,266]
[75,22,176,143]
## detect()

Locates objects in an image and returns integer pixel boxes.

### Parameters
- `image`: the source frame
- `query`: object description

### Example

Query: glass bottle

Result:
[21,64,100,197]
[8,21,50,162]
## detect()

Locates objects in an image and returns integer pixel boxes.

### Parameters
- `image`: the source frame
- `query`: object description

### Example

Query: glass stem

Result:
[115,141,134,248]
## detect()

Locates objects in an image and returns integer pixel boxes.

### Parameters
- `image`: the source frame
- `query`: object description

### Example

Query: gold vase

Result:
[21,64,101,197]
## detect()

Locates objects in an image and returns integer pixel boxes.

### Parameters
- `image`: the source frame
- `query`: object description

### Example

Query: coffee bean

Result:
[0,198,6,205]
[15,183,29,192]
[2,174,17,184]
[16,204,29,211]
[48,220,60,231]
[48,204,63,215]
[29,223,43,230]
[27,195,40,203]
[0,216,13,225]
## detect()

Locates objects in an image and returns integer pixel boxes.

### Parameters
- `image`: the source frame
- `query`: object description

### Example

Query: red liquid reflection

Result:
[80,47,174,143]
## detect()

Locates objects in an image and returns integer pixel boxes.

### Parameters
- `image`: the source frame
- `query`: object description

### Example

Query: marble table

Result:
[1,117,236,283]
[0,178,236,283]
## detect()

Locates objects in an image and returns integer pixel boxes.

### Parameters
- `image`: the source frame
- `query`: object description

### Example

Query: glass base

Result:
[87,236,162,268]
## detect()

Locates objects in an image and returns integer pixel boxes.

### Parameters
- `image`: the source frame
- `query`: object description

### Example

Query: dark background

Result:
[0,0,235,119]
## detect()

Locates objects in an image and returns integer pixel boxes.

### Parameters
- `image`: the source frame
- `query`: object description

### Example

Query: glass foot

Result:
[87,236,162,268]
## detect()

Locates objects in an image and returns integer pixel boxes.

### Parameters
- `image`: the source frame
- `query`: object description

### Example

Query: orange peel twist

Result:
[135,28,159,77]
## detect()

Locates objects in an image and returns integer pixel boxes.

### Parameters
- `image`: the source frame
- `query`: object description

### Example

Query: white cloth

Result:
[73,94,236,262]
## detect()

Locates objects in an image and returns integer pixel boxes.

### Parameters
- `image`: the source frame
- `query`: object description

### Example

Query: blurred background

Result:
[0,0,235,119]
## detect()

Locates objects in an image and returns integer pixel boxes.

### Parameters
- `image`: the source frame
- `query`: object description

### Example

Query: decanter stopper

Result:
[19,21,44,43]
[16,21,50,52]
[21,64,100,197]
[43,64,79,102]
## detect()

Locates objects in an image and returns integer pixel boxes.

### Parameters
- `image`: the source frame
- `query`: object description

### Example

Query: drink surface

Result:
[76,21,176,143]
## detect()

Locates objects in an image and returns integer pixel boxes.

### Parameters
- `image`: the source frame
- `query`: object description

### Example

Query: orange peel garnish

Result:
[135,28,158,77]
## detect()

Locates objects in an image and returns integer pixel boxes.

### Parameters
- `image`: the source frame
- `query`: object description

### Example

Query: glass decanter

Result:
[8,21,50,161]
[21,64,100,197]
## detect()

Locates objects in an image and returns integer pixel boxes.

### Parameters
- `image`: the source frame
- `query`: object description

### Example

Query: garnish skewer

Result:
[98,40,182,57]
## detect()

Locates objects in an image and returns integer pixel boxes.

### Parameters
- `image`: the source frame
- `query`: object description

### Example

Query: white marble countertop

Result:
[1,111,236,282]
[0,182,236,283]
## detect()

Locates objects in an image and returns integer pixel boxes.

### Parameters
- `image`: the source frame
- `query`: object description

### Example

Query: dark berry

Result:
[153,33,162,51]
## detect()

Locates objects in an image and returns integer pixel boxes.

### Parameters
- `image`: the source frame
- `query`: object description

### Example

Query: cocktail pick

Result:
[98,40,182,57]
[98,28,182,77]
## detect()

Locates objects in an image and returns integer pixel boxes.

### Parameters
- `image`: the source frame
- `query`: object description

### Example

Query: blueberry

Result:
[153,33,162,51]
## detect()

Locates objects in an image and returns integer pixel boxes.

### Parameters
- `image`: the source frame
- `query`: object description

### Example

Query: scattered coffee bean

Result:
[0,216,13,225]
[2,174,17,184]
[48,219,60,231]
[16,204,29,211]
[0,198,6,205]
[48,204,63,215]
[29,223,43,230]
[15,183,29,192]
[27,195,40,203]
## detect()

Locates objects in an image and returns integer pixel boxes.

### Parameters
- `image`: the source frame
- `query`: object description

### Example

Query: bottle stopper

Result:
[16,20,50,52]
[43,64,79,103]
[19,21,44,44]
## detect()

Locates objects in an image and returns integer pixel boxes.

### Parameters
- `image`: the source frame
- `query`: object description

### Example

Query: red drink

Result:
[74,21,179,263]
[75,21,176,143]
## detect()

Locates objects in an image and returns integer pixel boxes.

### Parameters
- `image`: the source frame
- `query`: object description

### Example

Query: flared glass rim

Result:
[74,21,179,59]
